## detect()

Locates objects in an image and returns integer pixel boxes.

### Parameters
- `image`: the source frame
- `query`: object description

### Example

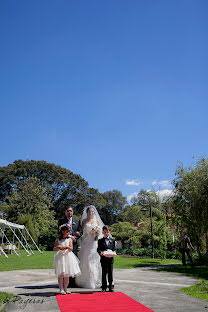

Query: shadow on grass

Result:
[152,265,208,280]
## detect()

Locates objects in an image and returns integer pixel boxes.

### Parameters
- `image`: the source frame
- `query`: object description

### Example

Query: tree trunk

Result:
[205,232,208,254]
[195,234,202,261]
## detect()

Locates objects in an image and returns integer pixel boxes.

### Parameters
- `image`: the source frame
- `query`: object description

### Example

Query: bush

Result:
[165,250,181,260]
[38,228,57,251]
[192,252,208,265]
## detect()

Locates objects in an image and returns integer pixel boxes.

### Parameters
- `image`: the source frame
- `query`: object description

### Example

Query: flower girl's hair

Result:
[58,224,71,240]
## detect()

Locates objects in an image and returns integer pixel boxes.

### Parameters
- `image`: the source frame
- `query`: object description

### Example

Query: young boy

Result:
[97,225,116,292]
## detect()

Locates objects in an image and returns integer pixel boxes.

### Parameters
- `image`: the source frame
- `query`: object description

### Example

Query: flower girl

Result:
[53,224,81,294]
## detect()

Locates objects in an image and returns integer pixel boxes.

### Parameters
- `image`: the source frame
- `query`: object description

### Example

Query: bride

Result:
[76,205,103,289]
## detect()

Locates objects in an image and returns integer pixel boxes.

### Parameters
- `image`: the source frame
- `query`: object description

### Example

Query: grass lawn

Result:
[154,264,208,301]
[0,250,180,271]
[0,250,55,271]
[0,292,20,312]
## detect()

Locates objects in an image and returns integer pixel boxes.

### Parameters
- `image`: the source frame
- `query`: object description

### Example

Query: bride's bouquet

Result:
[90,225,101,240]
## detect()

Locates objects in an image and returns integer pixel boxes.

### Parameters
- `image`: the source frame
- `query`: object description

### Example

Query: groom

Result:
[58,205,83,256]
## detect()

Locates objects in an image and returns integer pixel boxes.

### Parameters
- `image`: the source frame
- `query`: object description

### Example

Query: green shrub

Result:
[192,252,208,265]
[38,228,57,251]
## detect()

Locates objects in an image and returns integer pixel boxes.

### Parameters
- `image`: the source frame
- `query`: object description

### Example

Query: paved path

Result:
[0,267,207,312]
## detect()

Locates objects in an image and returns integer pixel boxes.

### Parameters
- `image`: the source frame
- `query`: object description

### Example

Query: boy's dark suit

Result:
[97,236,116,291]
[58,217,83,256]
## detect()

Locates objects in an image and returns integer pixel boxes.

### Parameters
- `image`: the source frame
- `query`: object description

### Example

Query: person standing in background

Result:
[179,230,194,266]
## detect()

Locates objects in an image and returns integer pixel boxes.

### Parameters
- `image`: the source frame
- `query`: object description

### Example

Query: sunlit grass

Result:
[0,292,20,312]
[0,250,55,271]
[181,280,208,301]
[154,264,208,302]
[0,251,180,271]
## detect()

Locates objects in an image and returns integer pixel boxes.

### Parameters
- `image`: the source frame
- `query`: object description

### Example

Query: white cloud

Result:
[127,189,173,202]
[126,179,143,186]
[156,189,173,199]
[127,192,138,202]
[152,180,171,187]
[159,180,171,187]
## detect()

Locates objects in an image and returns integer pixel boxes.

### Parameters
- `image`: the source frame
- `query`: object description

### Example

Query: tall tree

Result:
[0,160,100,218]
[131,189,160,208]
[99,190,127,225]
[171,157,208,257]
[5,177,56,239]
[121,205,143,224]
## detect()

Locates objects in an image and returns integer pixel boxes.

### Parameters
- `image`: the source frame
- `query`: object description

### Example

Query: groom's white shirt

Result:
[105,236,110,246]
[67,217,72,227]
[66,218,72,238]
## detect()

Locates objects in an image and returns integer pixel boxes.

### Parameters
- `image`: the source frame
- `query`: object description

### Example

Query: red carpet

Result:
[56,292,154,312]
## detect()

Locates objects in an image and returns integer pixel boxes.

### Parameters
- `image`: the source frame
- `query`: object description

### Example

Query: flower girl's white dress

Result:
[54,237,80,277]
[76,222,102,288]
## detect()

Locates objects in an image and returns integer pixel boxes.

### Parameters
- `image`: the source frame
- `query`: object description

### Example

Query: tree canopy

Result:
[170,157,208,255]
[0,160,102,218]
[131,189,160,208]
[99,190,127,225]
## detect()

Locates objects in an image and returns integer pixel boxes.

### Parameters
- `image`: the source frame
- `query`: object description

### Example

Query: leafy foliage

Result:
[0,160,92,218]
[131,189,160,208]
[99,190,127,225]
[170,157,208,258]
[111,222,135,248]
[4,177,56,240]
[121,205,143,224]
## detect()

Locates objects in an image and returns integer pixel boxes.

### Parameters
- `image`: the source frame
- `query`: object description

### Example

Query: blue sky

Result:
[1,1,208,201]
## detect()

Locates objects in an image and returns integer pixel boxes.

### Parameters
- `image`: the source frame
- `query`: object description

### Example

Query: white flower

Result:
[91,225,101,235]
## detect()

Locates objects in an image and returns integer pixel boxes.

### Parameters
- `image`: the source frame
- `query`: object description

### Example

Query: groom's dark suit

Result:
[58,217,83,256]
[97,237,116,291]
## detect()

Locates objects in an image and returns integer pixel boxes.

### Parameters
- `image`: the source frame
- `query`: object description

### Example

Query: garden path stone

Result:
[0,267,207,312]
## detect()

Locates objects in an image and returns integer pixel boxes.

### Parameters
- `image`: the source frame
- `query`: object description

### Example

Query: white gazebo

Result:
[0,218,42,258]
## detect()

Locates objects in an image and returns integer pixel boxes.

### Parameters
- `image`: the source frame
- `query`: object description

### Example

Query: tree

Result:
[99,190,127,225]
[0,160,103,218]
[121,205,143,224]
[5,177,56,240]
[131,189,160,208]
[110,222,135,249]
[17,214,38,242]
[171,157,208,258]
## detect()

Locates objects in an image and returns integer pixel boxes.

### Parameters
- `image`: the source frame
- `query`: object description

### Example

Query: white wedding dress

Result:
[53,238,81,277]
[76,222,102,289]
